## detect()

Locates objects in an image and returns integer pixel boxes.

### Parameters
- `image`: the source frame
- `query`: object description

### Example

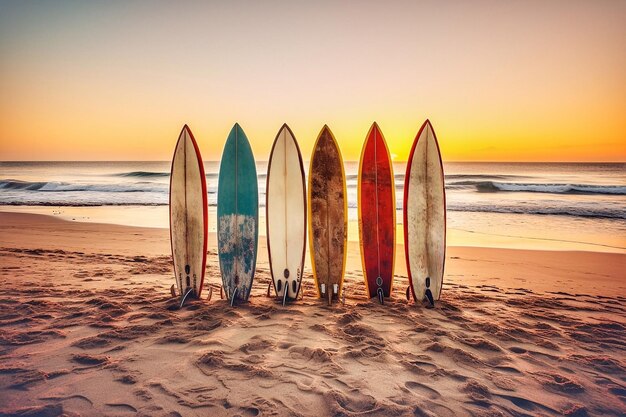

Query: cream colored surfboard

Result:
[266,124,307,304]
[169,125,208,302]
[403,120,446,303]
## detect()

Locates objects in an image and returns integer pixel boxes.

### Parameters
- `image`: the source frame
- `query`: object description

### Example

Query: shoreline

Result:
[1,205,624,255]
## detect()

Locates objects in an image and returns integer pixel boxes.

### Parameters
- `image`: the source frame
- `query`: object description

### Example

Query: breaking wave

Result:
[446,181,626,195]
[0,180,166,193]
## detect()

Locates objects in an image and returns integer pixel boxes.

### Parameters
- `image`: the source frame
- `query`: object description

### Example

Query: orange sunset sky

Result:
[0,1,625,162]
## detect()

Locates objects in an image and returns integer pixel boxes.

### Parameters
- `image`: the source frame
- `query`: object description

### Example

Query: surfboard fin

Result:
[425,277,435,308]
[230,287,238,307]
[425,288,435,309]
[266,281,272,297]
[179,287,193,309]
[207,286,213,301]
[377,288,384,305]
[220,286,224,299]
[170,284,176,298]
[406,286,411,301]
[282,286,289,306]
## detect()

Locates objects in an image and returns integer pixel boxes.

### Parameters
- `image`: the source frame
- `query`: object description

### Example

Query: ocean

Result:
[1,161,624,253]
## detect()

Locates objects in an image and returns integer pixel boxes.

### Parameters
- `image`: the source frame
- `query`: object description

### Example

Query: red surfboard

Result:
[358,122,396,303]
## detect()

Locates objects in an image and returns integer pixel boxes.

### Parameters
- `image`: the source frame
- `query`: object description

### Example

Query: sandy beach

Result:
[0,211,625,416]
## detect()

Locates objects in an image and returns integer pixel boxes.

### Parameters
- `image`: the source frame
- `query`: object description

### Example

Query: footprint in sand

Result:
[105,403,137,414]
[494,365,522,374]
[39,394,93,409]
[71,353,110,367]
[495,393,557,413]
[405,381,441,400]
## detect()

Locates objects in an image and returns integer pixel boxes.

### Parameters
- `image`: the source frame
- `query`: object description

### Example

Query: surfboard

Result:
[266,124,307,305]
[403,119,446,304]
[217,123,259,305]
[358,122,395,304]
[308,125,347,305]
[169,125,208,303]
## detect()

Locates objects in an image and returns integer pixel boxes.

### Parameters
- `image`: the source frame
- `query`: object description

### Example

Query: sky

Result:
[0,0,624,162]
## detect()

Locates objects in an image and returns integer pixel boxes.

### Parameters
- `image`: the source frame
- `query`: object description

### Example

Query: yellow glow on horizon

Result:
[1,114,625,162]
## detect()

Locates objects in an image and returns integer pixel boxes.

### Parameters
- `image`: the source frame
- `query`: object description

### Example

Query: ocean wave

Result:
[115,171,169,177]
[4,176,624,198]
[445,204,626,220]
[114,171,221,179]
[342,201,625,220]
[445,174,524,180]
[446,180,626,195]
[2,197,622,220]
[0,179,167,193]
[115,171,266,180]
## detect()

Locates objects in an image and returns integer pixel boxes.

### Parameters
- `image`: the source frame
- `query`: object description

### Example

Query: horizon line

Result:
[1,160,625,164]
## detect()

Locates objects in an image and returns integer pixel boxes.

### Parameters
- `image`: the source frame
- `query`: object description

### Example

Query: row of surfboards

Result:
[169,120,445,308]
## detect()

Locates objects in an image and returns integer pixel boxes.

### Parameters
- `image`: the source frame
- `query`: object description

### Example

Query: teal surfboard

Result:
[217,123,259,304]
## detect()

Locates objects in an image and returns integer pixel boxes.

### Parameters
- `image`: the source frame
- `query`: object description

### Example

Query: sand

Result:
[0,211,625,417]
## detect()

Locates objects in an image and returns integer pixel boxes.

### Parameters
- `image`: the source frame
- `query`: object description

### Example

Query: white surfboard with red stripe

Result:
[169,125,208,300]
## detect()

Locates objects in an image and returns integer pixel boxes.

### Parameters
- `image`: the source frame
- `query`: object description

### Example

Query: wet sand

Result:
[0,211,625,416]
